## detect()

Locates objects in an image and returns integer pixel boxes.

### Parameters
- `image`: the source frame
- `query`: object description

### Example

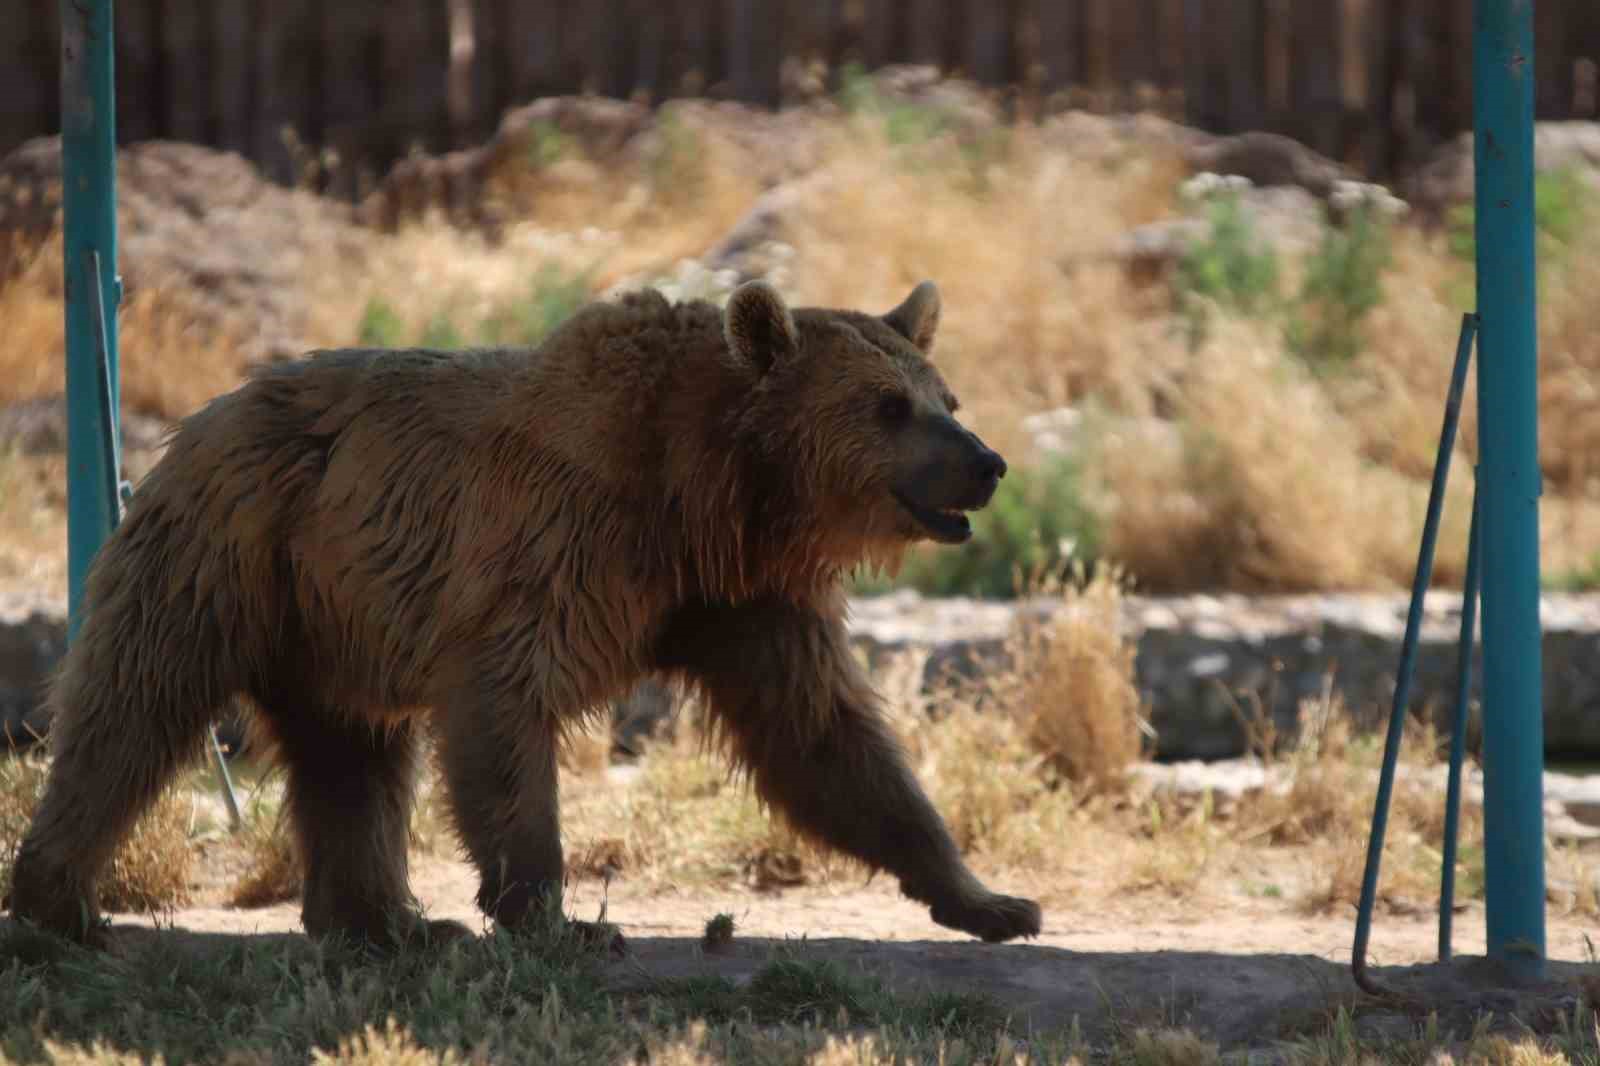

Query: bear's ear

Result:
[724,280,799,373]
[883,280,941,355]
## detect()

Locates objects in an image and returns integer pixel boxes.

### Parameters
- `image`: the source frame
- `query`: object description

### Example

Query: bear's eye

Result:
[877,393,912,425]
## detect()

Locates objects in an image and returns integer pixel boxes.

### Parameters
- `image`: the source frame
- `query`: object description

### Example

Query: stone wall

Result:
[5,588,1597,761]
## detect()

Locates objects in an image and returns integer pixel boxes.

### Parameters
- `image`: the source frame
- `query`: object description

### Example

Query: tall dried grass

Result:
[0,233,255,422]
[0,751,194,915]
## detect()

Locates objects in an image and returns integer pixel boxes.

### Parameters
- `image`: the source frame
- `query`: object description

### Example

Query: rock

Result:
[359,94,654,234]
[1183,131,1359,199]
[6,590,1600,768]
[0,604,66,749]
[1037,110,1216,170]
[0,137,366,370]
[1405,120,1600,217]
[0,394,172,456]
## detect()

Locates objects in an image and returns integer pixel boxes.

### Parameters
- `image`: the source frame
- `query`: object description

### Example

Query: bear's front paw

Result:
[930,892,1042,943]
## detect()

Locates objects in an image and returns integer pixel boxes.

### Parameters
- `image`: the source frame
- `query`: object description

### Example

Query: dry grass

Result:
[0,233,256,423]
[1084,313,1462,594]
[2,96,1598,593]
[992,565,1148,797]
[0,750,193,915]
[228,795,300,909]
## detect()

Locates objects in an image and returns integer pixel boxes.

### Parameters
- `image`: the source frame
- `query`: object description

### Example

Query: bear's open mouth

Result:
[892,491,974,544]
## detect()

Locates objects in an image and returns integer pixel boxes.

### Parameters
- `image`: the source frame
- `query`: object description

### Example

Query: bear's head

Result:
[722,279,1007,568]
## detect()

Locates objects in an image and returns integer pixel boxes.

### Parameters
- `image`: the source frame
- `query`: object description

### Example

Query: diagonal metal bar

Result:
[86,250,243,833]
[1352,312,1478,996]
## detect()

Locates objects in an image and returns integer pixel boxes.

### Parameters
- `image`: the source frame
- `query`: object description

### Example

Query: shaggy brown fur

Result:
[8,280,1040,949]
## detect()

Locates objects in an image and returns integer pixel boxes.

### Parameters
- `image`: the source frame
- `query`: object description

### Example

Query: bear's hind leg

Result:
[8,668,216,945]
[257,701,464,950]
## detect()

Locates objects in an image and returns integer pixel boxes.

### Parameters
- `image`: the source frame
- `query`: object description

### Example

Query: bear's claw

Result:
[930,893,1043,944]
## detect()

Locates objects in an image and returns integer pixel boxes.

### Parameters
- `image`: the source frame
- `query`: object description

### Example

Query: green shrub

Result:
[1546,552,1600,592]
[836,61,1008,195]
[1447,165,1594,265]
[418,312,467,350]
[1286,200,1394,370]
[356,264,594,353]
[481,265,592,348]
[1172,188,1281,349]
[524,119,572,170]
[356,296,407,348]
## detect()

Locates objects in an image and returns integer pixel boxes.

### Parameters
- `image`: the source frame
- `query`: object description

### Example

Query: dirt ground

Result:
[78,853,1600,1052]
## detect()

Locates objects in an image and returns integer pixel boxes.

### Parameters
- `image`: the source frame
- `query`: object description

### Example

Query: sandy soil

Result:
[78,853,1600,1052]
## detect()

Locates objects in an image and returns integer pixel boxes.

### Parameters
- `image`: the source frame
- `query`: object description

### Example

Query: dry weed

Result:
[311,1019,463,1066]
[228,795,300,910]
[776,118,1177,464]
[0,450,65,591]
[0,232,256,422]
[0,750,193,914]
[558,703,852,893]
[1224,688,1483,916]
[1089,315,1456,593]
[993,564,1148,798]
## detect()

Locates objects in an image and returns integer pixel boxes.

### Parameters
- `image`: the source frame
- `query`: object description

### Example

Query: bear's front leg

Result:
[435,687,622,953]
[658,598,1042,944]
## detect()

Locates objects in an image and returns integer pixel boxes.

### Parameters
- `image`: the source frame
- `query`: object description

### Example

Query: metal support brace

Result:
[1351,314,1477,996]
[84,250,244,833]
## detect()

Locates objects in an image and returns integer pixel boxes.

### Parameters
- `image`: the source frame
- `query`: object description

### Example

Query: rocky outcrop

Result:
[7,589,1598,764]
[1404,120,1600,217]
[0,136,368,366]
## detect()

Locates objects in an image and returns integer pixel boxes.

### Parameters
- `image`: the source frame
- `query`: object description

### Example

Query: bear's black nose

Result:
[976,448,1007,483]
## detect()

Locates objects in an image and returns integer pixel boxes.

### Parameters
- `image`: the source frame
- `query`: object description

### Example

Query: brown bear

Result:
[8,279,1042,950]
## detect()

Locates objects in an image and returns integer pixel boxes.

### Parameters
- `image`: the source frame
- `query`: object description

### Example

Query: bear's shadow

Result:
[4,918,1591,1054]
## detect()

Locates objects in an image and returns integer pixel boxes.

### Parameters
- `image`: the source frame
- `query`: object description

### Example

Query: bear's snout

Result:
[972,444,1006,500]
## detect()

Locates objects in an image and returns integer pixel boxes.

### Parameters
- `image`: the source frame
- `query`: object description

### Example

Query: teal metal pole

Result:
[1473,0,1545,981]
[60,0,122,641]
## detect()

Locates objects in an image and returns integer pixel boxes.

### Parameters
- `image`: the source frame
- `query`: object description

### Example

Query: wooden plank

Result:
[1035,0,1079,92]
[321,2,381,195]
[37,0,62,144]
[163,0,212,142]
[1181,0,1223,129]
[965,0,1012,85]
[580,0,634,99]
[1534,0,1572,119]
[212,0,255,155]
[1400,0,1446,166]
[256,0,320,184]
[632,0,671,103]
[908,0,953,68]
[1441,0,1472,136]
[381,0,451,157]
[114,0,162,145]
[1289,0,1343,157]
[1224,0,1266,133]
[727,0,782,106]
[1154,0,1184,92]
[1108,0,1159,91]
[0,1,52,154]
[469,0,505,130]
[506,0,575,100]
[1576,0,1600,117]
[674,0,715,96]
[860,0,902,69]
[1361,0,1404,178]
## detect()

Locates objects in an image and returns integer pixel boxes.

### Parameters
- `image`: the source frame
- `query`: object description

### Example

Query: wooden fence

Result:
[4,1,1600,195]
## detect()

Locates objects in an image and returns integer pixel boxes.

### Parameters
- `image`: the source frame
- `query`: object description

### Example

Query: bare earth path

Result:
[79,855,1600,1052]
